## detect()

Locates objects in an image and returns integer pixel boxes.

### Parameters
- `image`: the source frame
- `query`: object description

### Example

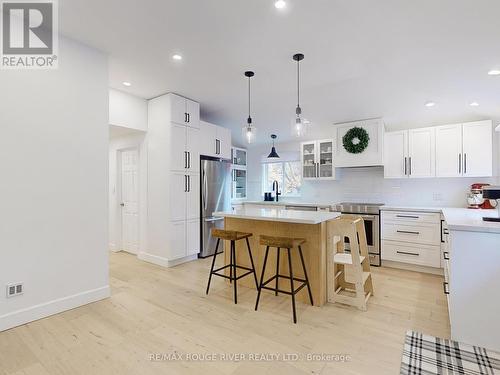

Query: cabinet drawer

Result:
[382,222,440,245]
[382,240,441,267]
[382,210,441,225]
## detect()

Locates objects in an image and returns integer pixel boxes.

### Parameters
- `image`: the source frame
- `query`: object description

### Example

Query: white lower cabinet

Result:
[169,220,187,260]
[381,210,442,269]
[186,219,200,256]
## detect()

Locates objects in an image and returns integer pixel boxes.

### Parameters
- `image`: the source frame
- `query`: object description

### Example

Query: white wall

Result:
[0,37,109,331]
[109,89,148,131]
[109,132,148,253]
[246,125,500,207]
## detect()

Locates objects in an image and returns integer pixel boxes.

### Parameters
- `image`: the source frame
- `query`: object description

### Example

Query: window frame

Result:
[261,160,302,198]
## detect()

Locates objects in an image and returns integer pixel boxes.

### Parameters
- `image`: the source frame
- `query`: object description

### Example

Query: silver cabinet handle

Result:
[184,175,188,192]
[464,153,467,174]
[409,157,412,175]
[396,215,419,219]
[396,230,420,235]
[188,151,191,169]
[120,203,125,207]
[397,250,419,256]
[458,153,461,174]
[404,157,407,175]
[187,175,190,192]
[203,169,208,210]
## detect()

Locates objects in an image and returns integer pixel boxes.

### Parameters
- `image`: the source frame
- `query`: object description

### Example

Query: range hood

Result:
[334,118,385,168]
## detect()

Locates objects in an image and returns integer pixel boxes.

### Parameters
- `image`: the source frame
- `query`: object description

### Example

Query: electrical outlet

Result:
[6,283,23,298]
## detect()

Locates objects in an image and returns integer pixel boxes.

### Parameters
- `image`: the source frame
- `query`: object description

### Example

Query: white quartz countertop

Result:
[442,208,500,234]
[241,200,332,208]
[213,207,340,224]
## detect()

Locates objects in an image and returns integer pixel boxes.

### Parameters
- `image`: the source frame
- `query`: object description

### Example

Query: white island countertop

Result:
[214,207,341,225]
[442,208,500,234]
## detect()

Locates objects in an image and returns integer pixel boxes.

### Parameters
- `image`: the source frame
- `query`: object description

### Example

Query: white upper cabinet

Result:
[385,120,493,179]
[384,127,435,178]
[435,124,463,177]
[462,121,493,177]
[186,126,200,173]
[170,94,200,129]
[170,123,188,172]
[384,130,408,178]
[199,121,232,160]
[434,120,493,178]
[301,139,335,180]
[408,127,435,178]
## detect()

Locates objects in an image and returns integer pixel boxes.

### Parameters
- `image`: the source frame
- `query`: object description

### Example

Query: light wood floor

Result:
[0,252,450,375]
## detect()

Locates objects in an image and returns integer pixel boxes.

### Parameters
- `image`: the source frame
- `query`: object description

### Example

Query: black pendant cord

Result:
[297,58,300,110]
[248,76,251,124]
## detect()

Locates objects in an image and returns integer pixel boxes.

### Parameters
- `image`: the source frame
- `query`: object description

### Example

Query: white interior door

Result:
[120,149,139,254]
[435,124,463,177]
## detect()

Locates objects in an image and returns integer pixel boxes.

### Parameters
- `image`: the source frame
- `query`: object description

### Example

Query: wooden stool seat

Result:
[259,235,306,249]
[212,229,252,241]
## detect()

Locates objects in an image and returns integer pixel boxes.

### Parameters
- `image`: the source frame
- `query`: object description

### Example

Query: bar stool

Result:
[255,235,314,323]
[206,229,259,304]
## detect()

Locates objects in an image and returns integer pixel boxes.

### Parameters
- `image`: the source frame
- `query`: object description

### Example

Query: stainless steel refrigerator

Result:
[200,156,232,258]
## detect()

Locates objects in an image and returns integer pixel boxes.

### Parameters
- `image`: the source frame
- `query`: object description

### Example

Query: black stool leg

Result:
[245,237,259,290]
[231,240,237,304]
[255,246,270,311]
[298,245,314,306]
[287,248,297,324]
[206,238,220,295]
[275,248,280,296]
[229,240,233,284]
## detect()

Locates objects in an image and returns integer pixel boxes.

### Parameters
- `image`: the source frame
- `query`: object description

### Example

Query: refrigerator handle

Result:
[203,167,208,210]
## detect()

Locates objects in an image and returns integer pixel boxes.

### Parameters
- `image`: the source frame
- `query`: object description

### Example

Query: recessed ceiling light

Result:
[122,81,131,87]
[469,101,479,107]
[274,0,286,9]
[488,69,500,76]
[425,101,436,107]
[172,54,182,61]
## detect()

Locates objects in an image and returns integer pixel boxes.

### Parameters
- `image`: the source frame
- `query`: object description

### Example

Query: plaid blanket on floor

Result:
[401,331,500,374]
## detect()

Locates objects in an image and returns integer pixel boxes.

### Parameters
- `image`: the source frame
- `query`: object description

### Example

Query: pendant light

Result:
[242,71,257,144]
[291,53,310,137]
[267,134,280,158]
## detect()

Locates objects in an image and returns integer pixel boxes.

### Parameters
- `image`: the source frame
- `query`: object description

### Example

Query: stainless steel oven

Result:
[331,203,384,267]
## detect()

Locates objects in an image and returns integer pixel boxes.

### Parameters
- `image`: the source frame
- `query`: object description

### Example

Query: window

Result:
[262,161,302,197]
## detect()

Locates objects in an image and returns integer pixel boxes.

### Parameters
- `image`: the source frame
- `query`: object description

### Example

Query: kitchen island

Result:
[213,207,341,306]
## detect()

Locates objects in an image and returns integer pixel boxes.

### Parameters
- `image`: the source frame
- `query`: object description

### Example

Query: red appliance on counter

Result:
[467,183,497,209]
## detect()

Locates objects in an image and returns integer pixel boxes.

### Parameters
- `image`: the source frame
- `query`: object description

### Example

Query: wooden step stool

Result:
[327,216,374,311]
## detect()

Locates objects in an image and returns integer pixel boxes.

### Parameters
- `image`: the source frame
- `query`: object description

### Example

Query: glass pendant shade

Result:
[291,115,310,137]
[242,124,257,144]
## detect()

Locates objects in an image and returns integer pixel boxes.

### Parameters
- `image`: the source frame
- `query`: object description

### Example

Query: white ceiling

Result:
[60,0,500,146]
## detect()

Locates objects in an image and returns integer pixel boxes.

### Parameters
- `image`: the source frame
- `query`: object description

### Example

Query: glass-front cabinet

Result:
[231,147,247,199]
[301,139,335,180]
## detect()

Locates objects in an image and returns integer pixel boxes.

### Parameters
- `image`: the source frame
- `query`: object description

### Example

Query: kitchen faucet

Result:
[272,180,281,202]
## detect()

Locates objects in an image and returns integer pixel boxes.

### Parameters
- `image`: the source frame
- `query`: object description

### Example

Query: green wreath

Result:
[342,127,370,154]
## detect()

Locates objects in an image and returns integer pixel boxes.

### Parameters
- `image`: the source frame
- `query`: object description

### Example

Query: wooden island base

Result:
[223,217,329,306]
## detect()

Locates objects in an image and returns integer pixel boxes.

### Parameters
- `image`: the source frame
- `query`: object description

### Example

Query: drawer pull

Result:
[396,250,419,256]
[443,251,449,260]
[443,282,449,295]
[396,215,420,219]
[396,230,420,235]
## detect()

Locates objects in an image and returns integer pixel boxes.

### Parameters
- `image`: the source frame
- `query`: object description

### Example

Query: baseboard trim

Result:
[0,285,110,332]
[138,252,198,268]
[382,260,444,275]
[109,242,120,252]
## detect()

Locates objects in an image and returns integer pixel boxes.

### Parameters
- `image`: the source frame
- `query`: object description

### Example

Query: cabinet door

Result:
[186,126,200,173]
[232,148,247,167]
[170,172,187,222]
[301,142,317,179]
[462,121,493,177]
[186,173,200,220]
[186,219,200,256]
[232,168,247,199]
[171,123,187,171]
[169,220,186,259]
[199,121,217,157]
[435,124,463,177]
[408,127,435,178]
[170,94,187,125]
[384,131,408,178]
[317,139,335,179]
[217,127,232,159]
[186,100,200,129]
